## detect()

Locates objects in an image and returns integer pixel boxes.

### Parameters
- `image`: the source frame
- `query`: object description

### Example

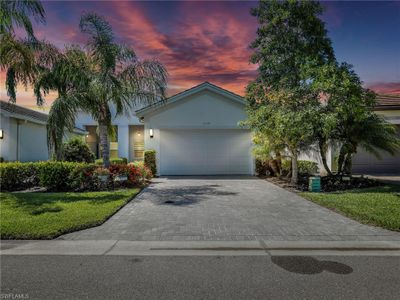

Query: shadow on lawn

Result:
[8,192,130,214]
[326,184,400,195]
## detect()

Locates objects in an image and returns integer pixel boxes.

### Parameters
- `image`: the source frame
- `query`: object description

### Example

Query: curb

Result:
[2,240,400,256]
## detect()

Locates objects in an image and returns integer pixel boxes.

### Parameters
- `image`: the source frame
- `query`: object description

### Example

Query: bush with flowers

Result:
[127,161,152,185]
[0,160,153,192]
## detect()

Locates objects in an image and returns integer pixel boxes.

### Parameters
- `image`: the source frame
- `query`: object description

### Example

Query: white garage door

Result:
[352,125,400,175]
[160,129,253,175]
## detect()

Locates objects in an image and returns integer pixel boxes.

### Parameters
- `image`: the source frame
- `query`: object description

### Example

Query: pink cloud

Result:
[366,82,400,95]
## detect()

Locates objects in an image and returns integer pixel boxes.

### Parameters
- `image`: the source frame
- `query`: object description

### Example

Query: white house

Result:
[76,82,255,175]
[75,82,400,176]
[351,95,400,174]
[0,100,86,162]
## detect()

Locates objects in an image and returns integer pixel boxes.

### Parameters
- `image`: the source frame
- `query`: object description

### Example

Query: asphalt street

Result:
[1,255,399,300]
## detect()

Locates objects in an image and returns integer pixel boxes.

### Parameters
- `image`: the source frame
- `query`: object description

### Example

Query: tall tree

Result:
[0,0,45,102]
[35,13,168,167]
[246,0,335,184]
[310,62,400,175]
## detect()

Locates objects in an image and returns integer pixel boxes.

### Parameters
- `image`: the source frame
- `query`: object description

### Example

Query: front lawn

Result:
[0,188,140,239]
[301,185,400,231]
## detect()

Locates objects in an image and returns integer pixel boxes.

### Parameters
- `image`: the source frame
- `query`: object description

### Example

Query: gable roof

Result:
[375,95,400,110]
[0,100,87,134]
[136,82,245,116]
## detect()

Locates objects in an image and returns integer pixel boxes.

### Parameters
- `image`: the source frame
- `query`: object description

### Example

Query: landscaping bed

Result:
[264,174,380,192]
[0,188,140,239]
[0,161,152,192]
[300,185,400,231]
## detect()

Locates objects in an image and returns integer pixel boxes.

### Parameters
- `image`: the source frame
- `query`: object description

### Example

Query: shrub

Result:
[95,157,128,165]
[281,159,318,175]
[0,162,40,191]
[127,161,152,185]
[37,162,80,191]
[62,137,95,163]
[255,158,267,176]
[144,150,157,176]
[109,164,130,176]
[93,167,111,176]
[69,164,99,191]
[255,158,281,176]
[0,160,152,192]
[298,160,319,175]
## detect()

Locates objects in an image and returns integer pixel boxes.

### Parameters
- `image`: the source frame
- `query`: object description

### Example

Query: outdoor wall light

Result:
[149,128,154,138]
[0,129,3,139]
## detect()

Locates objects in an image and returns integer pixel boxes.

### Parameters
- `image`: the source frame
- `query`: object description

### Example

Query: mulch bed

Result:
[263,174,381,193]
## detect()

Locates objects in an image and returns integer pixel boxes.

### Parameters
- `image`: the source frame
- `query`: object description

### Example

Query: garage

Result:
[136,82,255,176]
[352,125,400,174]
[159,129,252,175]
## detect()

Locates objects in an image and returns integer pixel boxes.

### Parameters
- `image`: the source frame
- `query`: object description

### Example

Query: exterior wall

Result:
[19,121,49,162]
[142,90,253,175]
[299,146,333,175]
[0,114,18,161]
[0,114,49,162]
[75,105,143,161]
[375,110,400,124]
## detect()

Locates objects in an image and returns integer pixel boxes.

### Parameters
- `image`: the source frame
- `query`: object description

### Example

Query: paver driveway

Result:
[61,177,400,241]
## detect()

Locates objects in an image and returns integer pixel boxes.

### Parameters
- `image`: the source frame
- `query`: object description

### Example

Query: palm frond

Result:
[0,0,45,39]
[79,12,117,72]
[47,94,80,156]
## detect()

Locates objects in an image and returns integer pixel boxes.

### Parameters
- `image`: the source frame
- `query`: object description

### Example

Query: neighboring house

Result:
[352,95,400,174]
[0,100,86,162]
[301,95,400,175]
[76,82,254,175]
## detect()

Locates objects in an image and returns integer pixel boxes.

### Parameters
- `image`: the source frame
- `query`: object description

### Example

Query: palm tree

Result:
[337,113,400,175]
[35,13,168,167]
[0,0,45,102]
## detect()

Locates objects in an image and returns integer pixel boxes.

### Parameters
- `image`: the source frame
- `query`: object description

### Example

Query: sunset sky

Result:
[2,0,400,107]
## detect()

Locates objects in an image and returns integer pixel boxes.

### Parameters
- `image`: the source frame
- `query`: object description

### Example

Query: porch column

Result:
[117,125,129,160]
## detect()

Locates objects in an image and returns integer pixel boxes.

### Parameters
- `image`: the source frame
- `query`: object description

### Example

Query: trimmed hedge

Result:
[95,157,128,165]
[0,160,152,192]
[38,161,82,191]
[144,150,157,176]
[0,162,40,191]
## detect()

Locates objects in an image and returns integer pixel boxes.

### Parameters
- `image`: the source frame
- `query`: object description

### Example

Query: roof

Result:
[375,95,400,110]
[136,82,245,116]
[0,100,87,134]
[1,100,49,123]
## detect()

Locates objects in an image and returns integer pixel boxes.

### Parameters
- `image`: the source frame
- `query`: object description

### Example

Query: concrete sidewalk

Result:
[2,240,400,256]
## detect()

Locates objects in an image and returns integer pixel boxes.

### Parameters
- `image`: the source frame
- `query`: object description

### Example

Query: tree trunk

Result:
[291,150,298,185]
[51,128,63,161]
[337,144,347,175]
[343,153,353,175]
[319,140,333,176]
[98,122,110,168]
[275,151,282,176]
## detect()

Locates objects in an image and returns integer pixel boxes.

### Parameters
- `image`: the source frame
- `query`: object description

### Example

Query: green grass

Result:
[0,188,140,239]
[300,185,400,231]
